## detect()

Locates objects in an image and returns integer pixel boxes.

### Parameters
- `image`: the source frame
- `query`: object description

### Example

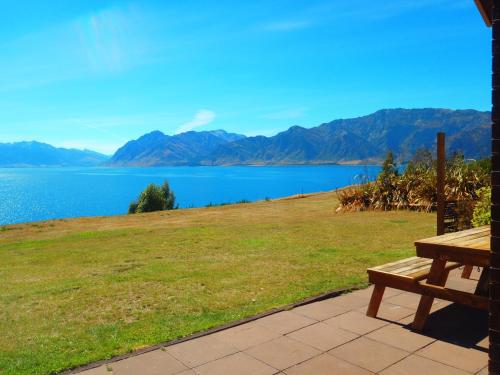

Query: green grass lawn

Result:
[0,192,435,375]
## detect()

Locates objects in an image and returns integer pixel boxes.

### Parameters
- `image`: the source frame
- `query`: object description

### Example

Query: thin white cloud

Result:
[259,20,311,32]
[176,109,216,134]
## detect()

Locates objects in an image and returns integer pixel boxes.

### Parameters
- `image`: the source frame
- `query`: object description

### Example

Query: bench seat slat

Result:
[391,261,434,275]
[382,258,431,273]
[369,256,427,272]
[367,256,461,285]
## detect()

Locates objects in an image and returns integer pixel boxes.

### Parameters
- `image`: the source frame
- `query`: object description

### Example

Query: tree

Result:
[161,181,176,210]
[129,181,177,214]
[136,184,166,213]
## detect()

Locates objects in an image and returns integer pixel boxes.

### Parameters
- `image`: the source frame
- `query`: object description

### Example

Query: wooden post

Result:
[437,132,445,236]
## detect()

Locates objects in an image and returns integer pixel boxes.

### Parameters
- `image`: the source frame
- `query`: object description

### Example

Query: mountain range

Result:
[0,141,108,167]
[107,108,491,167]
[0,109,490,167]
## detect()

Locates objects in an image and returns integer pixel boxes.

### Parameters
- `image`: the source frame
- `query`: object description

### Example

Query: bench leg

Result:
[475,267,489,297]
[461,265,473,279]
[412,259,447,331]
[366,285,385,318]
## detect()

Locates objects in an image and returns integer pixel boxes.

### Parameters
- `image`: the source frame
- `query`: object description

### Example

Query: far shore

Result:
[0,161,384,168]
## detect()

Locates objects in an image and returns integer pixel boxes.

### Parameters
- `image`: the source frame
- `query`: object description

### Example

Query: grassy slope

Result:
[0,192,435,375]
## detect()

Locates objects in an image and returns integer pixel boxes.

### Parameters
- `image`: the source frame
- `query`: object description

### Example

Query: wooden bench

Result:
[366,256,462,318]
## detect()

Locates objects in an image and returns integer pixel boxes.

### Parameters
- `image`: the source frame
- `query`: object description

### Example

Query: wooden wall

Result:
[491,3,500,374]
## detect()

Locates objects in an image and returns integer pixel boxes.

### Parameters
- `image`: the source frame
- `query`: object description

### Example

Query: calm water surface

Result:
[0,165,381,225]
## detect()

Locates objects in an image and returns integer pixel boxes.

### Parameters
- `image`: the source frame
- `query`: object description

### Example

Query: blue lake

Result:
[0,165,381,225]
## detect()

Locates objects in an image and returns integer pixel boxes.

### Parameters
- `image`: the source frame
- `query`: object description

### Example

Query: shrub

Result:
[336,184,373,211]
[129,181,177,214]
[136,184,167,213]
[161,181,176,210]
[472,187,491,227]
[338,150,490,215]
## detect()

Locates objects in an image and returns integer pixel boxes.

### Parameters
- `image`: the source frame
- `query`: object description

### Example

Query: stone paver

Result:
[379,354,469,375]
[78,366,110,375]
[329,337,409,373]
[366,323,435,352]
[76,268,488,375]
[324,310,388,335]
[397,299,453,325]
[286,322,358,351]
[357,302,414,322]
[254,311,316,335]
[284,353,372,375]
[111,349,187,375]
[416,340,488,373]
[176,370,197,375]
[293,298,350,321]
[244,336,320,370]
[331,293,369,310]
[193,352,278,375]
[346,285,403,300]
[213,322,281,350]
[166,334,238,368]
[385,292,440,309]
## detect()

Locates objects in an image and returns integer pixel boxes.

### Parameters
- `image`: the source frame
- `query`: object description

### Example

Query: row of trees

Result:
[128,181,177,214]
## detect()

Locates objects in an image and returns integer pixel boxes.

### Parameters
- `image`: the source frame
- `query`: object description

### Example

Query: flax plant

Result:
[338,150,490,214]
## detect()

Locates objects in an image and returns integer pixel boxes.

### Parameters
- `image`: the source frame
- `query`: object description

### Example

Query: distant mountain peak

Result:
[147,130,165,136]
[139,130,167,139]
[107,128,246,167]
[287,125,307,132]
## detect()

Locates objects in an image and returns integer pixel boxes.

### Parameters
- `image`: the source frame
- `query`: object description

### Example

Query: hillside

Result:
[0,141,108,167]
[206,125,381,165]
[0,191,435,375]
[108,108,491,167]
[106,129,246,167]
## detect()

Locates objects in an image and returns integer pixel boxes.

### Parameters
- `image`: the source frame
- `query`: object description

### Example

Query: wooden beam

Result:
[475,0,492,27]
[419,283,489,310]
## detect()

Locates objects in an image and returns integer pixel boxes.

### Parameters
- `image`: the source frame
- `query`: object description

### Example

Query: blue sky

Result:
[0,0,491,154]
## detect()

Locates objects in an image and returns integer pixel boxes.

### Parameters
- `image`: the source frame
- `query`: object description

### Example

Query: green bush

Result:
[472,187,491,227]
[129,181,177,214]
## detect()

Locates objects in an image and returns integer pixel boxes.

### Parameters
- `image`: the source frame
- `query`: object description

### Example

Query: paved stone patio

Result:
[75,268,488,374]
